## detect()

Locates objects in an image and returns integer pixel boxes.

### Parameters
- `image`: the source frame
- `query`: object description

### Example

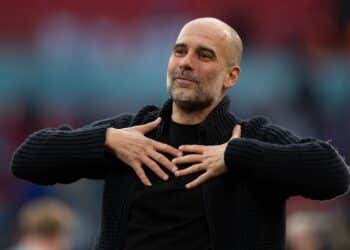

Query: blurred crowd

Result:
[6,198,74,250]
[0,0,350,249]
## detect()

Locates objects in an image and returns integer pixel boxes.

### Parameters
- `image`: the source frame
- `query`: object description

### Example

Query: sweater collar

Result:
[158,95,239,144]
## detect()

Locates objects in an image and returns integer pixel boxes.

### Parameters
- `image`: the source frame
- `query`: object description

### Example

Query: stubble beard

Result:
[167,81,214,112]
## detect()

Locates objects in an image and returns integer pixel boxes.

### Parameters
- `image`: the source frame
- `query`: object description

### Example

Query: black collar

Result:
[158,95,239,145]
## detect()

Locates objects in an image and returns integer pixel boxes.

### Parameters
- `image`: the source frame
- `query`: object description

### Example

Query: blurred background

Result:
[0,0,350,249]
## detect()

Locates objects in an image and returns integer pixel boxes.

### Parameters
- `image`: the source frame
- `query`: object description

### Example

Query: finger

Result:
[153,141,182,157]
[178,145,204,154]
[135,117,161,134]
[230,124,241,139]
[149,151,178,172]
[174,163,205,177]
[141,156,169,181]
[172,154,203,165]
[185,172,211,189]
[132,164,152,186]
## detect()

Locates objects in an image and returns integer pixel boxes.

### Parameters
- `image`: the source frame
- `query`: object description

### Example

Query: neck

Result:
[19,235,65,250]
[19,236,53,250]
[171,96,223,125]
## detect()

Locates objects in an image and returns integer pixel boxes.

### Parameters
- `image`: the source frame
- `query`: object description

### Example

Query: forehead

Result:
[176,23,230,52]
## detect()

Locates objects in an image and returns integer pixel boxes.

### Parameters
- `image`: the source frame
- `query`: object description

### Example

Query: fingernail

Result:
[175,171,180,176]
[163,175,169,180]
[172,167,178,172]
[185,184,191,188]
[177,152,183,156]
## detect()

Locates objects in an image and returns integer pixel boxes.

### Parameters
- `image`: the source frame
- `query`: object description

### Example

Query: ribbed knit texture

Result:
[225,137,350,200]
[224,115,350,200]
[11,113,133,184]
[11,96,350,250]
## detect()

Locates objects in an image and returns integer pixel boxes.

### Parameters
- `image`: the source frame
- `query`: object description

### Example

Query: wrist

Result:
[105,127,119,151]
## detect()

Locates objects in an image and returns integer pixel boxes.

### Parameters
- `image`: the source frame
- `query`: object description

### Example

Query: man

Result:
[11,17,350,250]
[287,211,350,250]
[7,198,74,250]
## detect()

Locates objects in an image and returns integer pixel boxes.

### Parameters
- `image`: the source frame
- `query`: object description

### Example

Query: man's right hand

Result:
[105,117,181,186]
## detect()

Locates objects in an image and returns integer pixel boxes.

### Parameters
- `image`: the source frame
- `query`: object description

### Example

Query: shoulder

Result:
[240,116,300,144]
[87,104,161,129]
[88,113,135,129]
[130,105,160,126]
[239,116,269,138]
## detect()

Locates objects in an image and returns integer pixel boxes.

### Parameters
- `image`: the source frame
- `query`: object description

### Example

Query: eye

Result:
[198,51,213,60]
[173,47,186,57]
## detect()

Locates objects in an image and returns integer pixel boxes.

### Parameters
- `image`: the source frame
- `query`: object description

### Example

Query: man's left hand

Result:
[172,124,241,189]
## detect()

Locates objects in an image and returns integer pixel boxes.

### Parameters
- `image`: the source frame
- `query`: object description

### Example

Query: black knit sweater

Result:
[11,96,350,250]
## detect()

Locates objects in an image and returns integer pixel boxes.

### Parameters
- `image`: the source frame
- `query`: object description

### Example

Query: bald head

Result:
[167,17,242,114]
[178,17,243,66]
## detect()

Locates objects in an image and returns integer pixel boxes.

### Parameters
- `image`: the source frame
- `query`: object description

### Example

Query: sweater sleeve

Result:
[11,113,133,185]
[224,118,350,200]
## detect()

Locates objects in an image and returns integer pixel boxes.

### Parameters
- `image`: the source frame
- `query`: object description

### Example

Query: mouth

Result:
[174,77,198,86]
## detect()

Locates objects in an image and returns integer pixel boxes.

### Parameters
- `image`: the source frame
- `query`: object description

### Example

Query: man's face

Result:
[166,22,232,111]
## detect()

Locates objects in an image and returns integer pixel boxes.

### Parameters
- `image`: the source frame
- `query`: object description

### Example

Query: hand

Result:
[172,124,241,189]
[105,117,182,186]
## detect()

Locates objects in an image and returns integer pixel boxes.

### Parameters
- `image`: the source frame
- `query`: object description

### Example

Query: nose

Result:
[178,52,195,71]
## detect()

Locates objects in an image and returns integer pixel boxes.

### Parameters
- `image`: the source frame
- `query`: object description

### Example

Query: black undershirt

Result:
[123,120,211,250]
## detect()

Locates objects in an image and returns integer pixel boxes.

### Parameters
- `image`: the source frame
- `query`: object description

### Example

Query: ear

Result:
[223,65,240,89]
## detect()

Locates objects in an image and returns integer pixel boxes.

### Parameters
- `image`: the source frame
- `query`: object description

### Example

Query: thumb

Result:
[135,117,162,134]
[230,124,241,140]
